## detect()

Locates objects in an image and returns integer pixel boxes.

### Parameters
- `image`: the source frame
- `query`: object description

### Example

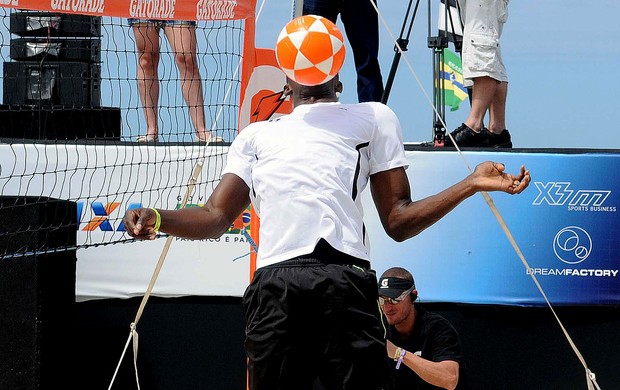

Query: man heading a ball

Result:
[123,16,531,390]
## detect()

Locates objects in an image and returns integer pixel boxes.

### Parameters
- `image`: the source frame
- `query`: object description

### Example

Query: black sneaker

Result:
[487,129,512,148]
[444,123,489,147]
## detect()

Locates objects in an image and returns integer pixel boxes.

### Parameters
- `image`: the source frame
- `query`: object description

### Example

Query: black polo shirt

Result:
[384,305,468,389]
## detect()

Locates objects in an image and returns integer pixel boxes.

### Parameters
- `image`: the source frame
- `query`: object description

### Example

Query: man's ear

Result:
[335,80,343,94]
[283,83,293,97]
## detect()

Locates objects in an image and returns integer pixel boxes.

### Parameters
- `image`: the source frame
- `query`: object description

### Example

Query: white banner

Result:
[0,143,252,301]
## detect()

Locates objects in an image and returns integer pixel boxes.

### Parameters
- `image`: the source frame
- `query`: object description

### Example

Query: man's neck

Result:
[295,96,338,107]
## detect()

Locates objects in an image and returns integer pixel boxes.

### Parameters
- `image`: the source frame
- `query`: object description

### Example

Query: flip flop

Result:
[136,135,159,143]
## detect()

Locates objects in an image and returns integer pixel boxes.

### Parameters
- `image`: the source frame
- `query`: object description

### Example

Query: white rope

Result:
[107,325,136,390]
[481,191,600,389]
[107,160,203,390]
[371,0,472,171]
[370,1,601,387]
[107,3,272,386]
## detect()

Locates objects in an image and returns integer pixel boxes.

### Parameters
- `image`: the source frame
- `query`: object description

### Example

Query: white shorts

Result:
[459,0,509,86]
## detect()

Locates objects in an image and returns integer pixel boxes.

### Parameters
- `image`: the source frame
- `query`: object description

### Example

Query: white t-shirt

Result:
[223,101,408,268]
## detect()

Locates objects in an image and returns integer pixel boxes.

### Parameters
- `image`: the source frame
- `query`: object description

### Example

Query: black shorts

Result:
[243,242,387,390]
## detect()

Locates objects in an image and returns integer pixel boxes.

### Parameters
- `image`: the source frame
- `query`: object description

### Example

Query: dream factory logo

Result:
[553,226,591,264]
[532,182,615,212]
[527,225,618,277]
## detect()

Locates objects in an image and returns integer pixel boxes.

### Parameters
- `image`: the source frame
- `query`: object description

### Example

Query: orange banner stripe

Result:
[0,0,255,21]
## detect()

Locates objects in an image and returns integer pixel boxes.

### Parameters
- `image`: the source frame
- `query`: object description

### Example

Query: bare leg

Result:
[464,76,498,132]
[132,23,161,139]
[487,81,507,134]
[164,24,210,141]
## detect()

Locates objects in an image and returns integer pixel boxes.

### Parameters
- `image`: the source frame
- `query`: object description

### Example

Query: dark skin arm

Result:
[371,161,530,242]
[123,173,251,240]
[125,161,530,243]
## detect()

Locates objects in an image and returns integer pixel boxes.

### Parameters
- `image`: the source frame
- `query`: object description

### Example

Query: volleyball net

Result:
[0,1,260,262]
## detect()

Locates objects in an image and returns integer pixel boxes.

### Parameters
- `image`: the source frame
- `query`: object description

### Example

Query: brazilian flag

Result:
[439,48,468,111]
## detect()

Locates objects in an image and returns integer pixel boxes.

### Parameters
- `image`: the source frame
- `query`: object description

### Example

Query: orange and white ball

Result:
[275,15,346,86]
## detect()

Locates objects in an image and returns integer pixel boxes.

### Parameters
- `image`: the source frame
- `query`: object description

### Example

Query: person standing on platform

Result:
[129,19,218,143]
[123,16,530,389]
[302,0,384,102]
[445,0,512,148]
[379,267,468,390]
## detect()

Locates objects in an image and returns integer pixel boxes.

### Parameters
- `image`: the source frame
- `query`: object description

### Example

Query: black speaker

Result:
[0,196,78,255]
[0,196,77,389]
[9,11,101,37]
[10,37,101,63]
[3,61,101,107]
[0,105,122,140]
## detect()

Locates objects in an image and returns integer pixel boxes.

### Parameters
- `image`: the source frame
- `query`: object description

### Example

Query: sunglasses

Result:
[378,287,414,305]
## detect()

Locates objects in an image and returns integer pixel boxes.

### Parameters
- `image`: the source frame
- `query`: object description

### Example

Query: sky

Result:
[253,0,620,149]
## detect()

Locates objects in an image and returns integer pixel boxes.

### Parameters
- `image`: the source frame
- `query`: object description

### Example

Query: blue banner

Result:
[365,150,620,306]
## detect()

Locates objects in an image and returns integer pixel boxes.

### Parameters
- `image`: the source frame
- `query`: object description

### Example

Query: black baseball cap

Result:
[378,276,415,299]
